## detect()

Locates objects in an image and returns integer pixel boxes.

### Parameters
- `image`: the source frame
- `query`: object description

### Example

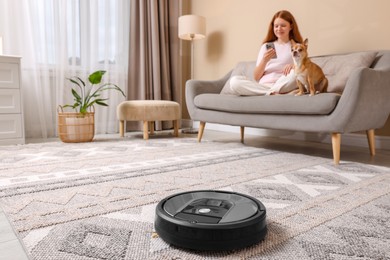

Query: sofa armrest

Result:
[331,67,390,132]
[185,71,232,119]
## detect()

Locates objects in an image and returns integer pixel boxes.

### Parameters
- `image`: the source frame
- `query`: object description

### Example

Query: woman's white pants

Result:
[230,70,296,95]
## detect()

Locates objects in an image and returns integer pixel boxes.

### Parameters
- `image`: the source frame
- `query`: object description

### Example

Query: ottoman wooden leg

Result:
[173,120,179,137]
[143,121,149,140]
[149,122,154,135]
[119,120,125,137]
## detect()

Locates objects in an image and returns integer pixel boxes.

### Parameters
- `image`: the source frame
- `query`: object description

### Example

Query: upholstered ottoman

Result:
[117,100,181,139]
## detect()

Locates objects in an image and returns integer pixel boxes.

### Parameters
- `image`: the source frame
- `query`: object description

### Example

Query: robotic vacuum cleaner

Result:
[154,190,267,251]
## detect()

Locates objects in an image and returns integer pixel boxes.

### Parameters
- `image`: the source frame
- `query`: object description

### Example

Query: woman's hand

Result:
[263,48,276,62]
[283,64,294,75]
[254,48,277,81]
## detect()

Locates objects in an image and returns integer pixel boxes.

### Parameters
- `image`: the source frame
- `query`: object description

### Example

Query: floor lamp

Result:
[178,14,206,134]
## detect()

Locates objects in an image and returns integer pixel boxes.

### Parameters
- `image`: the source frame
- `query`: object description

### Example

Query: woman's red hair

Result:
[262,10,303,44]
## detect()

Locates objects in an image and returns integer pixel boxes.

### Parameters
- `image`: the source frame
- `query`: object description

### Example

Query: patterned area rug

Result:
[0,136,389,259]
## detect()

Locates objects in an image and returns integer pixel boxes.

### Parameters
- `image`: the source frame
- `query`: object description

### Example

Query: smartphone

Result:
[266,42,277,59]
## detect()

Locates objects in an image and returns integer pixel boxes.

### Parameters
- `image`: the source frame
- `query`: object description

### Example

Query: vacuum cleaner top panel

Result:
[163,190,263,224]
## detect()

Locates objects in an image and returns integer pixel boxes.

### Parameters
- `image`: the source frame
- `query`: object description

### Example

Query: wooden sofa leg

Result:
[366,129,376,156]
[331,133,341,165]
[240,126,245,143]
[197,122,206,142]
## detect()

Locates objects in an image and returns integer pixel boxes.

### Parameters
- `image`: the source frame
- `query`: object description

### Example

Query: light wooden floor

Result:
[1,130,389,259]
[201,130,390,167]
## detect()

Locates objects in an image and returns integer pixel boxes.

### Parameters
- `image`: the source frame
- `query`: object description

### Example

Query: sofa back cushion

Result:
[311,51,378,93]
[221,51,378,95]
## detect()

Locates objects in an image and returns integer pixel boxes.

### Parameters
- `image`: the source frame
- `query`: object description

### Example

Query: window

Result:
[32,0,126,66]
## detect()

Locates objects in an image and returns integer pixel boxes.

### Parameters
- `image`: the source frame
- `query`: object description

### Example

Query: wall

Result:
[185,0,390,135]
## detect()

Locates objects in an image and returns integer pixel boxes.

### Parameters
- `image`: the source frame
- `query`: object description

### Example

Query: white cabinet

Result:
[0,55,24,145]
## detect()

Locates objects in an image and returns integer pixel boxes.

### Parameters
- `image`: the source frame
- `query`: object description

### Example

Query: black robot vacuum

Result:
[154,190,267,251]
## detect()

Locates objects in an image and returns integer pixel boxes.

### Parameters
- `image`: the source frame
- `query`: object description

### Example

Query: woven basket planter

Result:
[57,106,95,143]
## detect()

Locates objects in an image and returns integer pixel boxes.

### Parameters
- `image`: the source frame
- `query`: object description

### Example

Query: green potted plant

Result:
[58,70,126,143]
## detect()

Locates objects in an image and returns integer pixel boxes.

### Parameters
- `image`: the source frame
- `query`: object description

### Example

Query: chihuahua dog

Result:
[291,39,328,96]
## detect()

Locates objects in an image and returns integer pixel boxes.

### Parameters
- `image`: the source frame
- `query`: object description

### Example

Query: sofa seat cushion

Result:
[194,93,341,115]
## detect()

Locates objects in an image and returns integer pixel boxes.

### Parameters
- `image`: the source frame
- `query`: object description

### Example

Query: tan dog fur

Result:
[291,39,328,96]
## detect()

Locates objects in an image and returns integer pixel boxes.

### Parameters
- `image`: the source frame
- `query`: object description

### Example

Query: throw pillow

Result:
[311,51,377,93]
[220,61,256,94]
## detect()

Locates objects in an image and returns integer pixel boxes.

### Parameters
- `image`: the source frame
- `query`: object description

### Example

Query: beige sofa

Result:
[186,51,390,164]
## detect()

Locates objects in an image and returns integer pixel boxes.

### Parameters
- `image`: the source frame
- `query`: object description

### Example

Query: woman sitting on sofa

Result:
[230,10,303,95]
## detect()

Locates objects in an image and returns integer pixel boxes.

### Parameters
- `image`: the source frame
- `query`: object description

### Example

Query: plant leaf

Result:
[71,88,81,100]
[63,70,125,113]
[88,70,106,85]
[68,77,83,88]
[95,100,108,106]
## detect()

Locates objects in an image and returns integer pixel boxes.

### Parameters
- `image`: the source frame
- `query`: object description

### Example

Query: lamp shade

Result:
[178,15,206,40]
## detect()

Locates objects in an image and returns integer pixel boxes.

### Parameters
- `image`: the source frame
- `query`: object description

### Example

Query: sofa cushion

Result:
[311,51,378,93]
[194,93,341,115]
[221,52,377,95]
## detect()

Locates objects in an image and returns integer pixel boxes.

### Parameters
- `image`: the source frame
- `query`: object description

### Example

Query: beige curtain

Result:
[127,0,181,131]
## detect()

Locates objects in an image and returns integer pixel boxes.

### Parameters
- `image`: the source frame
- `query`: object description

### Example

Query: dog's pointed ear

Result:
[303,38,308,48]
[290,39,296,45]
